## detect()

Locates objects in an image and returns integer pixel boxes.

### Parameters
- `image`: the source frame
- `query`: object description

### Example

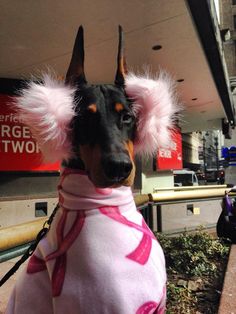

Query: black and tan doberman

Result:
[6,26,179,314]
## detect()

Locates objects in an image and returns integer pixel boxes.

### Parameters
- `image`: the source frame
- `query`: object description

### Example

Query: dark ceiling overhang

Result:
[186,0,235,126]
[0,1,233,133]
[0,78,26,95]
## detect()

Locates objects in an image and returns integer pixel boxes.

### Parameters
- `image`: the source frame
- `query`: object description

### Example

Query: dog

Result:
[6,26,179,314]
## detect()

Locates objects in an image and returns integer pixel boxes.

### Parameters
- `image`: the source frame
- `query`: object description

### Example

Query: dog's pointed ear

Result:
[115,26,127,86]
[125,71,181,157]
[65,26,87,86]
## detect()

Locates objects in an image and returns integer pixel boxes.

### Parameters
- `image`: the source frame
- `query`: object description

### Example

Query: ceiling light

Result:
[152,44,162,50]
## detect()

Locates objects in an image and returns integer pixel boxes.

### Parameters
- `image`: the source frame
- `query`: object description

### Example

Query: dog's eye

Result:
[121,113,133,124]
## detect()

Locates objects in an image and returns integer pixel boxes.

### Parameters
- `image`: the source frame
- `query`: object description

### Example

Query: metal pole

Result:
[202,136,206,178]
[214,137,219,171]
[156,204,162,232]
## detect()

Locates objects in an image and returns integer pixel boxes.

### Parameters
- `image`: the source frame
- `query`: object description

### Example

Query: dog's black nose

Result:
[102,156,132,181]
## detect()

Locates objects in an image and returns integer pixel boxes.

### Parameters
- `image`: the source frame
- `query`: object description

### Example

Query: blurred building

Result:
[219,0,236,79]
[219,0,236,134]
[181,0,236,176]
[219,0,236,185]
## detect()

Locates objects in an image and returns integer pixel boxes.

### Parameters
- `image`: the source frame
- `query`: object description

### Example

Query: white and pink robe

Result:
[6,168,166,314]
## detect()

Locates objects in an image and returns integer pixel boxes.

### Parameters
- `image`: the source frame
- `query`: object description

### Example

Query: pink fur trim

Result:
[15,75,76,162]
[125,71,180,156]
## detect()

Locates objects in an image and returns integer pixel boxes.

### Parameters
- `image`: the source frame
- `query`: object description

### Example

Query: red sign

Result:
[156,130,183,170]
[0,94,60,171]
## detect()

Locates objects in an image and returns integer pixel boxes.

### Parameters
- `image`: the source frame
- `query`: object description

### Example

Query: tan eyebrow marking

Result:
[88,104,97,113]
[115,103,124,112]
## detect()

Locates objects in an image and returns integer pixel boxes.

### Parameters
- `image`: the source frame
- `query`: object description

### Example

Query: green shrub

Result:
[156,229,230,277]
[155,229,230,313]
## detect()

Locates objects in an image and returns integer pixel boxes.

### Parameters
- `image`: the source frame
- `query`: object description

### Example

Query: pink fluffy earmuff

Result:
[125,71,179,157]
[15,75,75,162]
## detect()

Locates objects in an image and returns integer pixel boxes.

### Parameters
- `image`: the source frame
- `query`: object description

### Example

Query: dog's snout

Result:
[102,155,132,182]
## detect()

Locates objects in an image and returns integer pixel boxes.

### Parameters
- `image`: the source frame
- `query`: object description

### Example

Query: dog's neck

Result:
[58,167,135,211]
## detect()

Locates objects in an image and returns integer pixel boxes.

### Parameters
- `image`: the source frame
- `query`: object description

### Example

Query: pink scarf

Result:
[6,169,166,314]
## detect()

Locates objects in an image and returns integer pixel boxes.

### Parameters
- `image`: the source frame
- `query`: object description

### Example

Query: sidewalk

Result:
[218,245,236,314]
[0,257,25,314]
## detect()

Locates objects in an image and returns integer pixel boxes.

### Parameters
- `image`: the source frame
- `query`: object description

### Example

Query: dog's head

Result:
[16,26,179,188]
[64,26,136,187]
